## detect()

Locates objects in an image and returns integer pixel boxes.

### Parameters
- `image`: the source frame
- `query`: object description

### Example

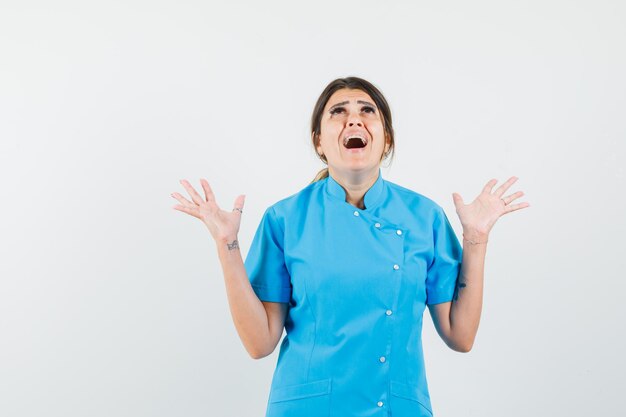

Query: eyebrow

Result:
[328,100,377,112]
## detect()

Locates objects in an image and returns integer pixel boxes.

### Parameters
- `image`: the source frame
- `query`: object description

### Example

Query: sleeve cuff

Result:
[252,284,291,303]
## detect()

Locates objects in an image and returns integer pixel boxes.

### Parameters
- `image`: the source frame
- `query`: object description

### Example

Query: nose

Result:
[347,111,363,127]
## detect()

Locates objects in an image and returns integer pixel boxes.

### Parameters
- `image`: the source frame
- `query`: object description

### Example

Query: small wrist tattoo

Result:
[226,239,239,250]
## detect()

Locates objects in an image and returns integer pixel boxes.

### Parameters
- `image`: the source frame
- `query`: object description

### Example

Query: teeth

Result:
[343,135,367,146]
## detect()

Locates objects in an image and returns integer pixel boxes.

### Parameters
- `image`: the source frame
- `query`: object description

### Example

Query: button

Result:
[393,264,400,270]
[379,356,386,363]
[377,401,384,407]
[353,211,359,217]
[386,309,392,315]
[396,229,402,235]
[374,222,381,228]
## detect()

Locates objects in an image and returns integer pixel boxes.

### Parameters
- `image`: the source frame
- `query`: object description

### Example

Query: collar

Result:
[325,168,386,210]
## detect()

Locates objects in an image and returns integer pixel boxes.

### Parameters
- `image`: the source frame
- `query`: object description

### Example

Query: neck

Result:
[328,166,380,209]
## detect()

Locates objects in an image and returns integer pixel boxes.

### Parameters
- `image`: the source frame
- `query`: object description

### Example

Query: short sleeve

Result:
[244,206,292,303]
[425,206,463,305]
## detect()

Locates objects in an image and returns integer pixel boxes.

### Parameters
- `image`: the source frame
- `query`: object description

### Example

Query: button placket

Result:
[386,220,405,410]
[365,214,403,411]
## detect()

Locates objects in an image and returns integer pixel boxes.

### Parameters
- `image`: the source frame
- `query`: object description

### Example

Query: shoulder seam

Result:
[269,206,285,237]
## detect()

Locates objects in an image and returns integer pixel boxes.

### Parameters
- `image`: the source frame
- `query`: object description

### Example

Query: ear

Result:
[313,132,322,153]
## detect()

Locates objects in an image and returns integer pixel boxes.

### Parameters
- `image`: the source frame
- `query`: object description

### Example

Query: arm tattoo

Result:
[226,239,239,250]
[452,279,467,301]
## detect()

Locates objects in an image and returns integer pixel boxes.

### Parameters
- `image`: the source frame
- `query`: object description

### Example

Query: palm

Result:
[452,176,529,235]
[171,178,245,241]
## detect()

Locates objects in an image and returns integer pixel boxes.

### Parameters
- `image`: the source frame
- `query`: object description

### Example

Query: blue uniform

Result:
[244,168,463,417]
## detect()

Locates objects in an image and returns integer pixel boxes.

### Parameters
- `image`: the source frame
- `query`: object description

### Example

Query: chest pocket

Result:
[267,378,332,417]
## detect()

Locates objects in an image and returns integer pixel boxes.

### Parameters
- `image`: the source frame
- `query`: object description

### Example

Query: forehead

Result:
[325,88,374,108]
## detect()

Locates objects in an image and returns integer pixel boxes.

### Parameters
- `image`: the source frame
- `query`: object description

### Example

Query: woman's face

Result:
[315,88,389,176]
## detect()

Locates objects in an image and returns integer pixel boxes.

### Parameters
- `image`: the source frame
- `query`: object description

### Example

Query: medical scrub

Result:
[244,168,463,417]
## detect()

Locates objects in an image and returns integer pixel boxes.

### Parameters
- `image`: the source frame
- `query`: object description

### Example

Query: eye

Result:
[330,107,344,115]
[362,106,376,113]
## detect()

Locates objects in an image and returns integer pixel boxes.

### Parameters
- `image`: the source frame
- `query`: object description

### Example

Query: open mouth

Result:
[343,135,368,149]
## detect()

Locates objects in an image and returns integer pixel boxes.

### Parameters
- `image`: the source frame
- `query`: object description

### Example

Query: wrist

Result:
[216,237,241,257]
[220,234,238,242]
[462,228,489,245]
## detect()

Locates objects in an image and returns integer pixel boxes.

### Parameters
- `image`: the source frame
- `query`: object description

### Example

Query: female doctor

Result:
[171,76,529,417]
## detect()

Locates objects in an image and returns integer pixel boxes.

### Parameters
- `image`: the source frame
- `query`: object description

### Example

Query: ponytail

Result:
[310,167,329,183]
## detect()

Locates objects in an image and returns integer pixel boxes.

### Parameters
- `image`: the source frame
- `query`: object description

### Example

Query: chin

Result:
[342,161,378,173]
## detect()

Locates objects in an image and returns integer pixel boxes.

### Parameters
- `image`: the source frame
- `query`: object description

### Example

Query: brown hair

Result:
[310,76,395,183]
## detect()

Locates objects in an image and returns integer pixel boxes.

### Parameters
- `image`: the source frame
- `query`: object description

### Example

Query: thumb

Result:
[234,194,246,209]
[451,192,464,209]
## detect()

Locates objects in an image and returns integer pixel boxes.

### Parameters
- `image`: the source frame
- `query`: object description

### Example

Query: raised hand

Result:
[452,176,529,237]
[171,179,245,243]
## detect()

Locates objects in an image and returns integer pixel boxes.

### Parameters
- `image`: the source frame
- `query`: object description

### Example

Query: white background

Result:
[1,1,624,416]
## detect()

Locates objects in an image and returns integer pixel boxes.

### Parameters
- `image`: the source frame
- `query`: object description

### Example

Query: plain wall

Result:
[1,1,624,416]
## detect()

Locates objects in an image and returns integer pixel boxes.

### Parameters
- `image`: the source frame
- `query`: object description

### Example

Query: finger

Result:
[482,178,498,194]
[502,191,524,204]
[172,204,201,219]
[171,192,195,208]
[200,179,216,203]
[179,179,205,205]
[451,192,464,209]
[232,194,246,214]
[501,190,524,205]
[494,176,518,197]
[503,201,531,214]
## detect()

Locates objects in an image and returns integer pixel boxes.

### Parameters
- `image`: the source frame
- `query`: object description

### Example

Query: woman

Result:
[171,77,529,417]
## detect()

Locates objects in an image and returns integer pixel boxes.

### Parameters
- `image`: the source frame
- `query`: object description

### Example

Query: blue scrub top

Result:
[244,168,463,417]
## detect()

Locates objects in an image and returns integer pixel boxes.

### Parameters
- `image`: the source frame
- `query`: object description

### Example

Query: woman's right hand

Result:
[171,179,245,243]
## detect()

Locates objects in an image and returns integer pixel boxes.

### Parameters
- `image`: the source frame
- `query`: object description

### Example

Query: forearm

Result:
[449,229,487,351]
[216,235,271,359]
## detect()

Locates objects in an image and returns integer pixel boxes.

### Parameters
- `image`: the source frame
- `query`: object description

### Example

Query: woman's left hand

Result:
[452,176,530,237]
